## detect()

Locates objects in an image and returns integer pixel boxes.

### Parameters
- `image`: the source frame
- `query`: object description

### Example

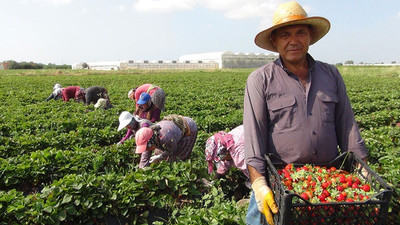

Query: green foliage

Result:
[0,67,399,224]
[169,186,247,225]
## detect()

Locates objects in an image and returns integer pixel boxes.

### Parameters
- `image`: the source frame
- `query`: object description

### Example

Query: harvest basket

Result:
[263,152,393,225]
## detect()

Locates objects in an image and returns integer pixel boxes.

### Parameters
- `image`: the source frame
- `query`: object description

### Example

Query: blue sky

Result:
[1,0,400,65]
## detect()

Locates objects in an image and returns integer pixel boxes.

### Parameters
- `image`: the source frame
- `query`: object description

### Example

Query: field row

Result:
[0,67,399,224]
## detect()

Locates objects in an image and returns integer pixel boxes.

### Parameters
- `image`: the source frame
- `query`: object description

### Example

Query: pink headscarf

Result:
[205,131,234,174]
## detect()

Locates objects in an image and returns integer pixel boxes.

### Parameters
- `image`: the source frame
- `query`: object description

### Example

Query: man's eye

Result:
[298,31,307,36]
[280,34,288,38]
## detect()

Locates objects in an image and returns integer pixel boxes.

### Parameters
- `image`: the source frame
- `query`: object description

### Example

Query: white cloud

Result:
[200,0,280,19]
[133,0,196,13]
[132,0,283,22]
[131,0,287,32]
[36,0,73,4]
[116,5,126,12]
[398,11,400,17]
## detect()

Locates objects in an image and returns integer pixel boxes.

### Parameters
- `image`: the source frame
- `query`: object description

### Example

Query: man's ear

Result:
[270,34,276,47]
[308,25,314,39]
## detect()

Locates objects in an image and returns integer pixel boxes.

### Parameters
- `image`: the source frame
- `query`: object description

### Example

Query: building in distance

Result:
[72,51,278,70]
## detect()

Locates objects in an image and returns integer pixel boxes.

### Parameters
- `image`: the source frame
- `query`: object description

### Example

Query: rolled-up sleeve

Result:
[333,68,368,159]
[119,129,134,144]
[243,68,269,174]
[139,151,151,168]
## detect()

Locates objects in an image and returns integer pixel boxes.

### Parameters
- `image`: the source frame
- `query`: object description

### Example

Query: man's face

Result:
[271,24,312,65]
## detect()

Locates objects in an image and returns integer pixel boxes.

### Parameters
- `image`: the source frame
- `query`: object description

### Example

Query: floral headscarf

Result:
[205,131,234,174]
[75,87,85,100]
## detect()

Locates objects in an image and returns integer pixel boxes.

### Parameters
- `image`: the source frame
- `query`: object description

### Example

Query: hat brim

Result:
[255,16,330,52]
[137,98,148,105]
[135,143,148,154]
[118,120,130,131]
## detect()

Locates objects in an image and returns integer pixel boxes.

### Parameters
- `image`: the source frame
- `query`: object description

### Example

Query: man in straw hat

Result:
[243,1,368,224]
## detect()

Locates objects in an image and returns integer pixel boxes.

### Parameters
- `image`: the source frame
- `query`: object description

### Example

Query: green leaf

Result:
[72,183,83,190]
[141,210,149,217]
[62,194,72,204]
[111,192,117,200]
[66,204,77,215]
[74,199,81,206]
[58,209,66,221]
[41,187,52,196]
[43,206,53,213]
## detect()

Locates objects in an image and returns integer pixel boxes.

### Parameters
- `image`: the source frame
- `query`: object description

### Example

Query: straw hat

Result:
[255,1,330,52]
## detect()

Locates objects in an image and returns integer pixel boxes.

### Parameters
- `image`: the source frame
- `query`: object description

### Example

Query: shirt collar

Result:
[274,53,316,72]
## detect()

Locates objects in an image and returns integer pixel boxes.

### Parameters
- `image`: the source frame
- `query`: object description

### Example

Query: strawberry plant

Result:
[0,66,399,224]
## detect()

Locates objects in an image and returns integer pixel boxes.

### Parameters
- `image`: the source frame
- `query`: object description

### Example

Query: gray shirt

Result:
[139,116,198,168]
[84,86,108,105]
[243,54,368,174]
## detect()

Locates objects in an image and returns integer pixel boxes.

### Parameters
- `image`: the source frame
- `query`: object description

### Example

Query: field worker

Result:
[243,2,368,224]
[94,98,113,110]
[134,115,197,168]
[134,92,161,123]
[61,86,85,102]
[83,86,112,107]
[45,87,63,101]
[116,111,153,145]
[128,83,166,111]
[117,93,160,146]
[45,83,63,101]
[205,125,249,180]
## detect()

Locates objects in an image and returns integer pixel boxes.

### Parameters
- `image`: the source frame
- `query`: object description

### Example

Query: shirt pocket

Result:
[267,95,296,131]
[316,91,338,122]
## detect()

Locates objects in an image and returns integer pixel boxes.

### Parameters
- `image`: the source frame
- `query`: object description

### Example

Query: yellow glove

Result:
[252,176,279,225]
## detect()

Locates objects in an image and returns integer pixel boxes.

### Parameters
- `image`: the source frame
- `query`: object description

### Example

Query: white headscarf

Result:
[53,88,62,96]
[53,84,62,90]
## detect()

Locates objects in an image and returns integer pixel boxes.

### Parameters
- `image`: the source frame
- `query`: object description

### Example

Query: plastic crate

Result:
[263,152,393,225]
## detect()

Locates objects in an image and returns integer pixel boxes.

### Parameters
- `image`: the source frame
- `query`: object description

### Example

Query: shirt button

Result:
[312,131,316,135]
[309,112,312,116]
[314,151,317,155]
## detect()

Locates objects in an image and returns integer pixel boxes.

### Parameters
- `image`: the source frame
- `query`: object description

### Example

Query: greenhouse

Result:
[178,51,278,69]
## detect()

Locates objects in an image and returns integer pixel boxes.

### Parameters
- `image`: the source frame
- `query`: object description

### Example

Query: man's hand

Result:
[357,157,370,180]
[252,176,279,225]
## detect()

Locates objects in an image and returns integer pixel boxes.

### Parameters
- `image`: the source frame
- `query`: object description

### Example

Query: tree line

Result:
[2,60,71,70]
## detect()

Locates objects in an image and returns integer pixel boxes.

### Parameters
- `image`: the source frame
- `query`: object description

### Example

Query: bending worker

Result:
[134,92,161,123]
[243,2,368,224]
[134,115,197,169]
[117,93,160,145]
[45,83,62,101]
[83,86,111,106]
[128,83,166,111]
[205,125,248,180]
[116,111,153,145]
